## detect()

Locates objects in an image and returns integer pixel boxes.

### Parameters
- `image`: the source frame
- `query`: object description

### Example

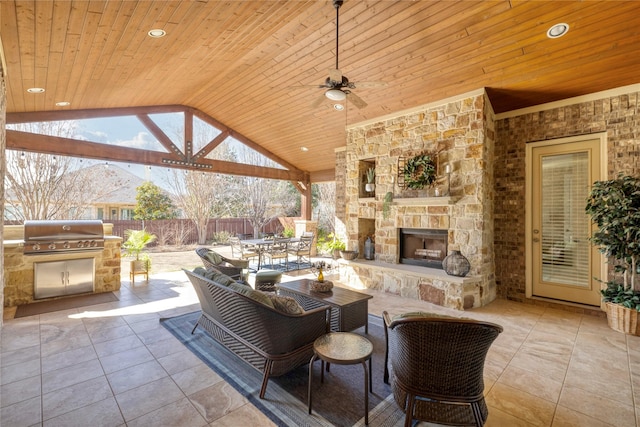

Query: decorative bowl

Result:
[310,280,333,292]
[340,250,358,260]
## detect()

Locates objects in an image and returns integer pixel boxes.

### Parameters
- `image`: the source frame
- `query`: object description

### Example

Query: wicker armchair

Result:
[195,247,249,281]
[382,311,503,427]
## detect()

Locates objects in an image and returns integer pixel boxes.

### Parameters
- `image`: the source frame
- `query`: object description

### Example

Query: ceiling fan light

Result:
[325,89,346,101]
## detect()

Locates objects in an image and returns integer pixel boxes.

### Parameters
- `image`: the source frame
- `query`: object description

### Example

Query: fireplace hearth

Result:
[399,228,448,269]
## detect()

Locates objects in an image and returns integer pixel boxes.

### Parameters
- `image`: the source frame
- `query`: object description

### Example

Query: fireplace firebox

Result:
[399,228,448,269]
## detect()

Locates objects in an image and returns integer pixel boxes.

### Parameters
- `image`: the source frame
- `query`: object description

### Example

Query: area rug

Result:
[160,312,406,427]
[14,292,119,318]
[259,260,313,272]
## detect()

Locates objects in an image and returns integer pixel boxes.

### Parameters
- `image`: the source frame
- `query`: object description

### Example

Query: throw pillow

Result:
[200,268,237,286]
[204,251,222,265]
[228,283,275,308]
[265,294,304,315]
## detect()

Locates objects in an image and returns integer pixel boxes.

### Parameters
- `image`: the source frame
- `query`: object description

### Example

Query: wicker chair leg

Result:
[259,360,273,399]
[471,401,485,426]
[191,315,203,335]
[404,394,416,427]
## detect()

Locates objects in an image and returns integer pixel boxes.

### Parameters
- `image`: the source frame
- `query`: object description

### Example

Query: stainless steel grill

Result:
[23,220,105,255]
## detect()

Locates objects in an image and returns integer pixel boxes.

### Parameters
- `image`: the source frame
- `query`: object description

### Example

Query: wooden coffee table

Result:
[277,279,373,333]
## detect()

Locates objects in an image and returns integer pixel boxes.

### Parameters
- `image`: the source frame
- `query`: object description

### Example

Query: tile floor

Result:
[2,264,640,426]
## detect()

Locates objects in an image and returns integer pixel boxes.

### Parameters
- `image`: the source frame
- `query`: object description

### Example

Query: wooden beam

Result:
[6,104,307,177]
[193,130,229,161]
[6,130,307,182]
[137,114,185,160]
[311,169,335,183]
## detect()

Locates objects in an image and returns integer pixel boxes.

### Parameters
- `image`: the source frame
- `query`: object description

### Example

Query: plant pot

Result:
[365,183,375,193]
[604,302,640,335]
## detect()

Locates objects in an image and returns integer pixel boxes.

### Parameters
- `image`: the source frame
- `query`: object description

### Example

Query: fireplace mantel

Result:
[392,196,460,206]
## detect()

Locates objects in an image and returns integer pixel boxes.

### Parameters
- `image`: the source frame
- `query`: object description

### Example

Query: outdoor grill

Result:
[23,220,105,255]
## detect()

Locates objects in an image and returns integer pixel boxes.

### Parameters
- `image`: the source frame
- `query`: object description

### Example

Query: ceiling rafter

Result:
[6,105,308,183]
[7,105,309,182]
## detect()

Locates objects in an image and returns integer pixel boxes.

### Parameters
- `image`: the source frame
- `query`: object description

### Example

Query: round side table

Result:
[307,332,373,425]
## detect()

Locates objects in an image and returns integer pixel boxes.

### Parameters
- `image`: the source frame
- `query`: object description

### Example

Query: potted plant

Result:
[365,167,375,193]
[321,233,346,259]
[123,229,157,280]
[585,174,640,335]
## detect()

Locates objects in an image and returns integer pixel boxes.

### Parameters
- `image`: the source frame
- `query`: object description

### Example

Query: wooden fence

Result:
[109,218,284,246]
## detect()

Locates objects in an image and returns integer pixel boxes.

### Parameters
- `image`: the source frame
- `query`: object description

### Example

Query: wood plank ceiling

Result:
[2,1,640,178]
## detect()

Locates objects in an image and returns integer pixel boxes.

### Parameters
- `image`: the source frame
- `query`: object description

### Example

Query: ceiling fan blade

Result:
[347,91,367,109]
[329,68,343,84]
[311,93,327,108]
[289,84,332,89]
[351,81,388,89]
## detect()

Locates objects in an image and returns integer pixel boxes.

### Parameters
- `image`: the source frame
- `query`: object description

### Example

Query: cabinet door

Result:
[34,260,67,299]
[65,258,95,295]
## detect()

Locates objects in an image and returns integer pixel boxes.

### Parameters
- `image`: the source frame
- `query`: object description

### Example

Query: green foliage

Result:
[134,181,178,220]
[402,154,436,189]
[585,174,640,293]
[601,281,640,311]
[122,229,157,261]
[282,227,295,238]
[317,233,346,254]
[366,167,375,183]
[210,231,233,245]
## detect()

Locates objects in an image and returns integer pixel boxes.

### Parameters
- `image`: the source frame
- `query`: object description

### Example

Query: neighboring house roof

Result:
[69,164,145,205]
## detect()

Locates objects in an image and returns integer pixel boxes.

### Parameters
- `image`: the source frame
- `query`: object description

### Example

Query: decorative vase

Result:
[442,250,470,277]
[365,183,375,193]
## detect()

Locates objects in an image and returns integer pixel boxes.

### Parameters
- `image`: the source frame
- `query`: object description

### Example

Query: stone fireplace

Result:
[399,228,447,269]
[335,89,496,310]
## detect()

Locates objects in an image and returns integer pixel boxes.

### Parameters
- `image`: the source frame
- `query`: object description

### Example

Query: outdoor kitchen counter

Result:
[3,224,123,307]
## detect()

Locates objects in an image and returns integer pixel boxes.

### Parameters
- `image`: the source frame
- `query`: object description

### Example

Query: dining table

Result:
[240,237,300,270]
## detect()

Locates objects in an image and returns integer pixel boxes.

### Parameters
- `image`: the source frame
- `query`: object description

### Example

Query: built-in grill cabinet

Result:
[34,258,95,299]
[24,220,104,255]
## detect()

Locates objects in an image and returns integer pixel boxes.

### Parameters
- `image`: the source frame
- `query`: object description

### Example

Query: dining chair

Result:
[382,311,503,427]
[228,236,260,269]
[288,234,314,269]
[263,237,290,270]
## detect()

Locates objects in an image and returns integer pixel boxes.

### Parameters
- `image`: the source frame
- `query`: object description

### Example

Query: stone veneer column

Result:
[342,91,496,309]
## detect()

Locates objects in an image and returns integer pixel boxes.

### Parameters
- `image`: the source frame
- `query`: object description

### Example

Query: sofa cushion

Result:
[228,283,275,308]
[193,267,237,287]
[265,294,304,315]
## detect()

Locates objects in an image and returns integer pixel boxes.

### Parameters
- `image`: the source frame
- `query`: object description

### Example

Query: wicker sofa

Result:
[183,268,331,399]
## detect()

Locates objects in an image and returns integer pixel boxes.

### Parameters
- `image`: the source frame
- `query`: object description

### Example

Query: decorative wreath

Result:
[402,154,437,189]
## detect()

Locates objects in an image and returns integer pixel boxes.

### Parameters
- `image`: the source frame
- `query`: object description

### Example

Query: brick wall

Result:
[494,91,640,304]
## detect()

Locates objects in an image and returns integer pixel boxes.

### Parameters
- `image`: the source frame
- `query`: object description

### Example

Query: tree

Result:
[165,170,239,244]
[5,122,120,221]
[312,182,336,234]
[134,181,178,220]
[232,144,298,237]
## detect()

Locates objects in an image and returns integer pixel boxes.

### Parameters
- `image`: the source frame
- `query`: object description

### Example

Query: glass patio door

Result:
[528,136,604,306]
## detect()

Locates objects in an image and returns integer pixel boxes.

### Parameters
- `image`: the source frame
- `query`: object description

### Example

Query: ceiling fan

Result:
[308,0,386,109]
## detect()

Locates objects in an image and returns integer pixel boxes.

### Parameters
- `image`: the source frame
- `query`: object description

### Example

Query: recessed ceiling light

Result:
[55,101,70,107]
[547,23,569,39]
[333,104,345,111]
[301,147,309,152]
[148,29,166,38]
[27,87,45,93]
